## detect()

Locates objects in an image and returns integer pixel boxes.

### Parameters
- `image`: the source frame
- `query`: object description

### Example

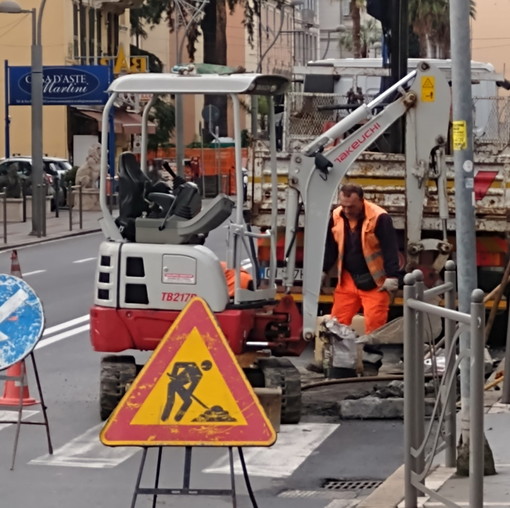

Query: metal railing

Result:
[403,261,485,507]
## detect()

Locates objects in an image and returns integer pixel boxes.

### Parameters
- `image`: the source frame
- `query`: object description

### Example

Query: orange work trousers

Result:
[331,271,390,334]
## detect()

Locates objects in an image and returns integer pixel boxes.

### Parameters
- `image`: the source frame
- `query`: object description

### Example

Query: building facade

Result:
[0,0,138,165]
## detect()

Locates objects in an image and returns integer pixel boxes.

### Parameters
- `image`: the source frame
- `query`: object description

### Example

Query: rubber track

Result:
[258,357,302,424]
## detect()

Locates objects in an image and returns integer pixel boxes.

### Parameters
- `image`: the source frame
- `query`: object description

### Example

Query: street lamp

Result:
[0,0,47,238]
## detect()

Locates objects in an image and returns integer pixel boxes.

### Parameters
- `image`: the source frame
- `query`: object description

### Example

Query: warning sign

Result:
[100,297,276,447]
[421,76,435,102]
[452,120,468,151]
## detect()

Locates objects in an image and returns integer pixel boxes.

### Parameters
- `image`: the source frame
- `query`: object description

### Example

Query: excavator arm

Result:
[285,61,452,339]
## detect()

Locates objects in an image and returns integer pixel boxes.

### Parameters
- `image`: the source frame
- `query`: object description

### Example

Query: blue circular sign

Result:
[0,274,44,370]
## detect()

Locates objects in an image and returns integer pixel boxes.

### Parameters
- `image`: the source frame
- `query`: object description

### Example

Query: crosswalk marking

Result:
[29,423,138,468]
[0,410,39,431]
[203,423,339,478]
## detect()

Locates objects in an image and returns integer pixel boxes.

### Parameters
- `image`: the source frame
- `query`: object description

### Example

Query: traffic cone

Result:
[10,249,22,278]
[0,361,38,406]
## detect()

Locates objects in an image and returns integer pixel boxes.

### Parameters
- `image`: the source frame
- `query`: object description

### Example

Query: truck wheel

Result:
[99,355,137,420]
[259,357,302,424]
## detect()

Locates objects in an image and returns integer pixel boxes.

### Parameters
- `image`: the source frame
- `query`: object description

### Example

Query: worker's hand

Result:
[379,277,399,295]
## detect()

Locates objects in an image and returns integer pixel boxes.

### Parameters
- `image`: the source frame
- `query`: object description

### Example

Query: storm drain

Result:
[322,479,383,492]
[277,479,383,499]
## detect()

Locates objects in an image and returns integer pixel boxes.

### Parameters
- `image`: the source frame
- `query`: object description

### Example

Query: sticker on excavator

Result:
[260,267,303,281]
[100,297,276,447]
[421,76,435,102]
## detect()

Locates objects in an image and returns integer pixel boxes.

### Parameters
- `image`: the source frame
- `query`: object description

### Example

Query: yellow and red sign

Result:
[100,297,276,447]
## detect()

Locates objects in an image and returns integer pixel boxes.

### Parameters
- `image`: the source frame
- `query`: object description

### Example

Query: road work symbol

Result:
[0,274,44,370]
[160,360,235,423]
[100,297,276,447]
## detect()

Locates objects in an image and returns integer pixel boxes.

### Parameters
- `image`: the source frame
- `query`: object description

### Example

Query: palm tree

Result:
[340,17,382,57]
[408,0,476,58]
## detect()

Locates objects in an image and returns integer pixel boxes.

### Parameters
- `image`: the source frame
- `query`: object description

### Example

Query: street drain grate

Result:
[322,479,383,492]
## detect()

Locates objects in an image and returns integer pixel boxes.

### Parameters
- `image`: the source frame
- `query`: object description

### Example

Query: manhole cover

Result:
[322,479,383,491]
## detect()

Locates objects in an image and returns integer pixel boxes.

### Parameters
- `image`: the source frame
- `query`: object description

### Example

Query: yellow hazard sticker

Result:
[421,76,435,102]
[452,121,468,151]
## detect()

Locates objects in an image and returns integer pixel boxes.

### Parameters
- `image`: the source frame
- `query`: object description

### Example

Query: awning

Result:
[80,109,156,135]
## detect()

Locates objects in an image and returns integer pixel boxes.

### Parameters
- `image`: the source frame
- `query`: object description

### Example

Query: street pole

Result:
[175,27,185,177]
[0,0,46,237]
[31,0,47,237]
[449,0,495,475]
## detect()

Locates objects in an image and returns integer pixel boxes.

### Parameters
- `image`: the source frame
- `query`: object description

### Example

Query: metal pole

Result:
[403,272,417,507]
[2,192,6,243]
[175,25,185,178]
[78,185,83,229]
[444,260,457,466]
[449,0,478,469]
[413,269,425,476]
[469,289,485,508]
[4,59,10,158]
[30,1,47,237]
[501,302,510,403]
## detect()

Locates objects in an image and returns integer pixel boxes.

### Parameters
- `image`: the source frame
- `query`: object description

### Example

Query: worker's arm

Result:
[323,215,338,273]
[375,214,400,279]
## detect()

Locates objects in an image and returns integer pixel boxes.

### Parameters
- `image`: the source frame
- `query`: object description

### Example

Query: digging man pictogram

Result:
[161,360,212,422]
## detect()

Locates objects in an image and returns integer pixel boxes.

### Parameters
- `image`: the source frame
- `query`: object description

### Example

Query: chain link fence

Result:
[283,92,510,155]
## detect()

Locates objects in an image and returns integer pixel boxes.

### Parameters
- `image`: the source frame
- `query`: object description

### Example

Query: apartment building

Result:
[0,0,137,165]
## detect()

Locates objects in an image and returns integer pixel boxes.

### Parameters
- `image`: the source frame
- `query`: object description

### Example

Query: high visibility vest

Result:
[220,261,253,297]
[331,200,387,285]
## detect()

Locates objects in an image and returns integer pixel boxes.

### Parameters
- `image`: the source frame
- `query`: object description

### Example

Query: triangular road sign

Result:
[100,297,276,447]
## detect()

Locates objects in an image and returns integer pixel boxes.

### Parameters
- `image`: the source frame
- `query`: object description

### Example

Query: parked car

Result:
[0,156,72,208]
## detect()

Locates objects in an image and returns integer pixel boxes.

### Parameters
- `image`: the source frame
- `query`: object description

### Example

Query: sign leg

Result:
[238,447,259,508]
[131,447,148,508]
[152,447,163,508]
[228,446,237,508]
[30,352,53,455]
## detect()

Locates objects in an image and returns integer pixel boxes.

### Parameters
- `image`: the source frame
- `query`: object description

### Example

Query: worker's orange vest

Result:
[331,200,387,285]
[220,261,253,297]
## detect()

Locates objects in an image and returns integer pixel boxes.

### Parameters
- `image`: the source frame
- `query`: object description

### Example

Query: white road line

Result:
[0,288,29,341]
[0,410,39,431]
[35,324,90,350]
[23,270,46,276]
[203,423,339,478]
[29,423,138,468]
[73,257,96,264]
[42,314,89,337]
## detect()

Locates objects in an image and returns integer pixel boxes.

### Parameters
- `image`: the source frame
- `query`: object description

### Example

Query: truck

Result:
[89,61,453,423]
[250,58,510,317]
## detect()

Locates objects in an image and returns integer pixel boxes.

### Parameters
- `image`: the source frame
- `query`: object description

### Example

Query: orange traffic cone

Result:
[0,361,38,406]
[10,249,22,278]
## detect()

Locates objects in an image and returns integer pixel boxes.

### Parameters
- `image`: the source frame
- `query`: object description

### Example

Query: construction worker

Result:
[220,261,254,297]
[323,183,400,334]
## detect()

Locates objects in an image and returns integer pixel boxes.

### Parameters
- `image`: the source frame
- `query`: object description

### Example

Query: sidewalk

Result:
[360,365,510,508]
[0,209,103,252]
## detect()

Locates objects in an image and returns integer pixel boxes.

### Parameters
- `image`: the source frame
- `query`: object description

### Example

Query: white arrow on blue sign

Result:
[0,274,44,371]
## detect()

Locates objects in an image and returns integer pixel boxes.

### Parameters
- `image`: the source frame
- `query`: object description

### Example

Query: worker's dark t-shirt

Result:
[323,208,400,279]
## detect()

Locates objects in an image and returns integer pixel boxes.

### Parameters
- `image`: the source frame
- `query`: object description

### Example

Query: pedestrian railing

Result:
[403,261,485,507]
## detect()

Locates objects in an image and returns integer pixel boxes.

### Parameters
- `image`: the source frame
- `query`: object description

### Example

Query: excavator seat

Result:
[117,151,171,219]
[135,192,235,244]
[116,152,175,241]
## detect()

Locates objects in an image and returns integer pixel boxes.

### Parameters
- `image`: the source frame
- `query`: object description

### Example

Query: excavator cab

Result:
[90,70,305,422]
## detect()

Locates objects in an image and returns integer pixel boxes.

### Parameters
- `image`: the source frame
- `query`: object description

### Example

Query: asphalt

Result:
[2,207,510,507]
